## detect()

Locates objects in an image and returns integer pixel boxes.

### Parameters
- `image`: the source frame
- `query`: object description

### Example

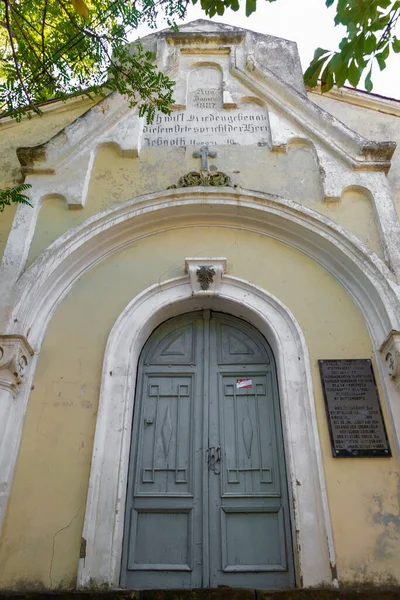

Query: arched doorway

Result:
[120,310,295,589]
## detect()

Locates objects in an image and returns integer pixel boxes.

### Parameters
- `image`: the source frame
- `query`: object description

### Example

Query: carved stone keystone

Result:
[0,335,34,396]
[185,258,227,296]
[379,331,400,386]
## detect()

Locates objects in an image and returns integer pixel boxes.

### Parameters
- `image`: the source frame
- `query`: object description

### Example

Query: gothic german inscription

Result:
[142,109,271,148]
[192,88,222,109]
[318,359,391,458]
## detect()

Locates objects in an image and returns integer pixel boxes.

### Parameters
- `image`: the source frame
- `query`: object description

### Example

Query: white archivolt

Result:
[1,187,399,560]
[77,275,335,588]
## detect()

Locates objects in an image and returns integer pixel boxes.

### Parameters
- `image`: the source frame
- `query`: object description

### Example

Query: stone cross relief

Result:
[193,146,216,171]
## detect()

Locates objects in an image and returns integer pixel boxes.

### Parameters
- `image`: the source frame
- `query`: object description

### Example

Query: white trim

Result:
[78,275,336,588]
[1,188,399,544]
[7,188,400,344]
[308,85,400,118]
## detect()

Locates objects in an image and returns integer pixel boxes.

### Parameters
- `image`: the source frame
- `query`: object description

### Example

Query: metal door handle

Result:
[206,446,221,474]
[214,446,221,474]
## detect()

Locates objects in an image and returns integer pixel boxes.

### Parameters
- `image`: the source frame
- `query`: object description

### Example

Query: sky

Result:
[134,0,400,100]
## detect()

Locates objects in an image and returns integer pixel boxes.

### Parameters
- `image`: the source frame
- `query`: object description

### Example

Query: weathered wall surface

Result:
[26,141,384,268]
[0,97,95,262]
[1,21,399,595]
[310,90,400,217]
[0,227,399,589]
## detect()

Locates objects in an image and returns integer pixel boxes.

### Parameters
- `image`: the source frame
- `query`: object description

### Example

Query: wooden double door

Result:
[121,311,295,589]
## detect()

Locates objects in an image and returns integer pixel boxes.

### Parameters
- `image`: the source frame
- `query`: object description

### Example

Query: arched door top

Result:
[77,276,336,589]
[121,311,295,589]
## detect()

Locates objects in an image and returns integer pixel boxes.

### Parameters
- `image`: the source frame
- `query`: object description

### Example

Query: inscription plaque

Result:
[192,88,222,109]
[142,109,270,148]
[318,359,391,458]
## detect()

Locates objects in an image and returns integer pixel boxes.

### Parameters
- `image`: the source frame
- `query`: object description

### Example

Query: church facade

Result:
[0,19,400,591]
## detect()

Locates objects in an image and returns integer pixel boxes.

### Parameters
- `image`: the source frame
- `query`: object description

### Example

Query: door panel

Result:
[219,374,280,496]
[121,316,204,589]
[121,311,295,589]
[208,314,294,588]
[135,375,194,496]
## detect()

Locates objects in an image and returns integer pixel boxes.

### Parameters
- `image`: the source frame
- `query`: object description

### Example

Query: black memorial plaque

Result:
[318,359,391,458]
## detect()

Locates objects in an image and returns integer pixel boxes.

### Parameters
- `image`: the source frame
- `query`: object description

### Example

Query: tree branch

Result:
[41,0,48,61]
[1,0,40,114]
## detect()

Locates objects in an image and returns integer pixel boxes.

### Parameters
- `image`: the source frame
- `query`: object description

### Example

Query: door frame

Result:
[78,273,336,589]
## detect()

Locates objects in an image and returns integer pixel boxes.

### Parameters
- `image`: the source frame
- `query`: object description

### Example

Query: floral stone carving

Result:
[380,331,400,385]
[185,258,227,296]
[197,266,215,290]
[168,170,232,189]
[0,335,34,396]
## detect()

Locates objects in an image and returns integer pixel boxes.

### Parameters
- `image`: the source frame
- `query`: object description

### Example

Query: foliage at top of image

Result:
[0,0,188,123]
[0,0,398,213]
[0,0,398,125]
[304,0,400,93]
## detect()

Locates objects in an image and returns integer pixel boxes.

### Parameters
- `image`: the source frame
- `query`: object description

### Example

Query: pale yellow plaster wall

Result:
[0,97,98,262]
[0,227,398,589]
[310,91,400,218]
[26,142,384,267]
[0,204,16,262]
[0,98,96,189]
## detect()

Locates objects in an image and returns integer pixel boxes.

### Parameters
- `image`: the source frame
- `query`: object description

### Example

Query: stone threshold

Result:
[1,589,400,600]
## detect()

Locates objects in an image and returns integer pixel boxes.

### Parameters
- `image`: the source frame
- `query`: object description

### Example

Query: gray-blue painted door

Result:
[121,311,295,589]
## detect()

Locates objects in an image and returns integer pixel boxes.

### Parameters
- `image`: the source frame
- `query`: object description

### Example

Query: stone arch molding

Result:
[6,187,400,343]
[1,187,400,550]
[78,274,335,588]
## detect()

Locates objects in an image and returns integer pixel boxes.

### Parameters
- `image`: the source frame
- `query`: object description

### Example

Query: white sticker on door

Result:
[236,378,253,389]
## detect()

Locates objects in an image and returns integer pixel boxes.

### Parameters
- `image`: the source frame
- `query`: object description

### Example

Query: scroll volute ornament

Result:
[380,331,400,386]
[0,335,34,396]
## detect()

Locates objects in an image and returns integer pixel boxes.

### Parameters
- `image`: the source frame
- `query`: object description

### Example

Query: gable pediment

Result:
[17,19,395,208]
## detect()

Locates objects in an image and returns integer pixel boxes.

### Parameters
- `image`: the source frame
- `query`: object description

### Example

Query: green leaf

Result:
[335,62,348,88]
[325,0,335,6]
[379,43,390,60]
[393,37,400,53]
[375,53,386,70]
[313,47,330,61]
[320,63,334,93]
[0,183,33,212]
[365,68,373,92]
[304,55,330,87]
[363,33,377,55]
[347,60,362,87]
[245,0,257,16]
[321,70,334,93]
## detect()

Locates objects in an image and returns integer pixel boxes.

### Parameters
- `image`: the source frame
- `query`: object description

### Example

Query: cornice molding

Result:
[0,94,101,132]
[233,64,395,170]
[309,85,400,118]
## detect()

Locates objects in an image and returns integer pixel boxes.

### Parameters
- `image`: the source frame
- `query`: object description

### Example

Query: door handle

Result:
[214,446,221,474]
[206,446,221,474]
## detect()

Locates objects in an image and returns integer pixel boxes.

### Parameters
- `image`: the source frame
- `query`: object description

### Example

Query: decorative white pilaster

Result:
[185,257,227,295]
[0,335,33,529]
[0,335,33,395]
[0,184,42,327]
